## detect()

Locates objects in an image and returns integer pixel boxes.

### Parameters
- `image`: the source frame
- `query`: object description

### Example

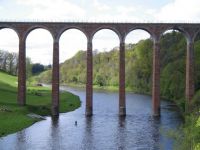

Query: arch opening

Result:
[93,29,120,113]
[161,28,189,42]
[160,29,187,111]
[26,28,53,101]
[92,27,121,42]
[59,29,87,88]
[0,28,19,101]
[125,29,152,113]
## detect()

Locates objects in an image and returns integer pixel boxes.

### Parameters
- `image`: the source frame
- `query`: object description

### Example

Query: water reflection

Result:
[81,117,94,150]
[50,116,60,150]
[118,116,126,128]
[16,131,27,150]
[149,116,161,149]
[116,116,127,150]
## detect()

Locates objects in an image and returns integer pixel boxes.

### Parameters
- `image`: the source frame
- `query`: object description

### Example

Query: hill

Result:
[0,71,81,137]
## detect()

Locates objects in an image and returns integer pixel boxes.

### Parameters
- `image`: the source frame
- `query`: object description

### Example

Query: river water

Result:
[0,86,182,150]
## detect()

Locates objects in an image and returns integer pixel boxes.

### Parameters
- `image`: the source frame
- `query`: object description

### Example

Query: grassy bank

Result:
[0,71,81,137]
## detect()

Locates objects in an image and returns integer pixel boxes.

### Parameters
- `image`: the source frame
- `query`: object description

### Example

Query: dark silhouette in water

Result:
[75,121,77,126]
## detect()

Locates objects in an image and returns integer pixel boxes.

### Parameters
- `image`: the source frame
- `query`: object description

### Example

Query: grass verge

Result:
[0,71,81,137]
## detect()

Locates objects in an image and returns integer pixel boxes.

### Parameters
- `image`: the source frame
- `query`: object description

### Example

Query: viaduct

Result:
[0,22,198,117]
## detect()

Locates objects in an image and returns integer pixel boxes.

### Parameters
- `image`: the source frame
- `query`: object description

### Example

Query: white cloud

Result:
[155,0,200,22]
[0,29,19,53]
[126,30,150,44]
[59,29,87,63]
[93,29,119,51]
[16,0,86,20]
[93,0,110,12]
[87,3,156,22]
[26,29,53,65]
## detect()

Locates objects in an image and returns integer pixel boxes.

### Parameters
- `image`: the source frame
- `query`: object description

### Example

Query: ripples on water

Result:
[0,86,182,150]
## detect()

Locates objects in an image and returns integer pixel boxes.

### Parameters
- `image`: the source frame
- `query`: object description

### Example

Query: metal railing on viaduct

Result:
[0,22,199,117]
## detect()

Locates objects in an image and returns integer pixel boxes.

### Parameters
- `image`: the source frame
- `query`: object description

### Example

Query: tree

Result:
[95,74,106,86]
[32,63,45,75]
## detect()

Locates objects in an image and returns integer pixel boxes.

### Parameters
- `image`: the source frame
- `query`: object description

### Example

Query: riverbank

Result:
[0,72,81,137]
[61,82,151,94]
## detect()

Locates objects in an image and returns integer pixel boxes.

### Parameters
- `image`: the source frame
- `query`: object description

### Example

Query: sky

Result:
[0,0,200,64]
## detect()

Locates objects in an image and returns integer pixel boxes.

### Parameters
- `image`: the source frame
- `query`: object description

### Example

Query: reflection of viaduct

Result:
[0,22,198,116]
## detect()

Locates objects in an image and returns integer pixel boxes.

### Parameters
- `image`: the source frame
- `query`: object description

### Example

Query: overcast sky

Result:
[0,0,200,64]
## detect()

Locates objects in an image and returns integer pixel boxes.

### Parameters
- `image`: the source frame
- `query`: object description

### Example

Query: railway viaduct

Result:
[0,22,198,116]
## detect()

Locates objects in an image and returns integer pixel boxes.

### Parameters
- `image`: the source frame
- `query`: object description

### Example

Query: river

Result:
[0,86,182,150]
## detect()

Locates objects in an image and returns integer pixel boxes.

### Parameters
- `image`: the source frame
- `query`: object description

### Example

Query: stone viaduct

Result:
[0,22,199,117]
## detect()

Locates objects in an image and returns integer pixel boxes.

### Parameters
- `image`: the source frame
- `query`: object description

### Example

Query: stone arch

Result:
[25,27,54,65]
[92,28,120,53]
[125,27,153,41]
[0,27,19,74]
[91,26,121,42]
[57,26,88,42]
[24,25,54,41]
[193,28,200,42]
[0,26,20,40]
[161,26,190,42]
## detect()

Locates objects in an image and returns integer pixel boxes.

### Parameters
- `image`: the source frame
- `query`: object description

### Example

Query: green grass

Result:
[0,71,81,137]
